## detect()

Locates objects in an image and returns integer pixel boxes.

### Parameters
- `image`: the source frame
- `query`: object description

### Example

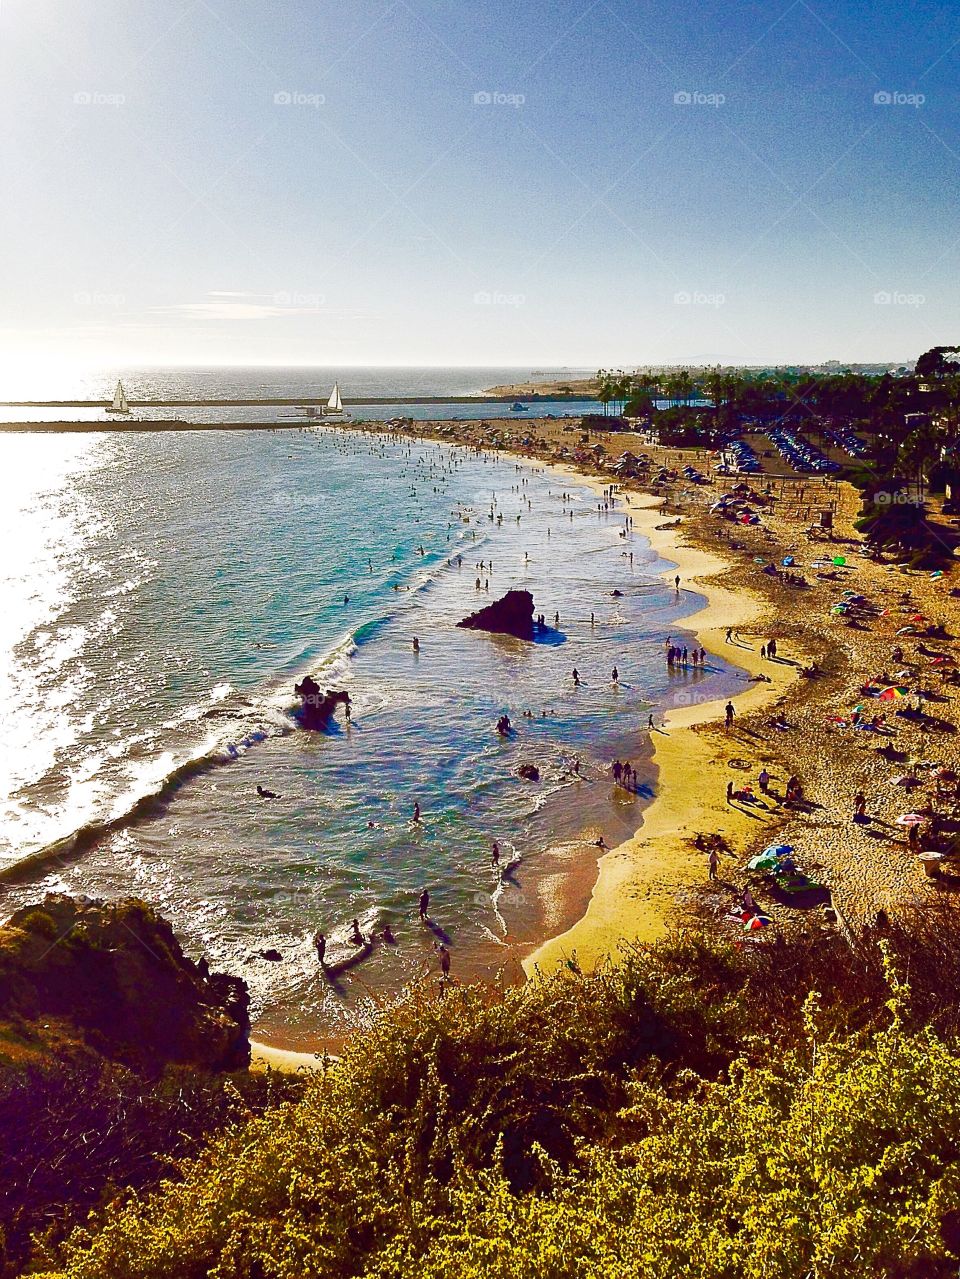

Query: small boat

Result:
[321,382,349,417]
[106,380,130,415]
[511,401,527,412]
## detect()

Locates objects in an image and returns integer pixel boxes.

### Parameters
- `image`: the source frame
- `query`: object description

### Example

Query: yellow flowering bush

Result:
[28,933,960,1279]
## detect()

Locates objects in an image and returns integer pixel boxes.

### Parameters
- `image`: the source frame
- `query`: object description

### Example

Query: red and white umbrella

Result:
[896,813,927,826]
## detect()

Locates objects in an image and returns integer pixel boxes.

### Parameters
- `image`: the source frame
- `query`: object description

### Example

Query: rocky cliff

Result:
[0,895,250,1071]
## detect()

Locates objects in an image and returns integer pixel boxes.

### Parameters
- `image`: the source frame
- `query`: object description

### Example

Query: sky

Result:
[0,0,958,374]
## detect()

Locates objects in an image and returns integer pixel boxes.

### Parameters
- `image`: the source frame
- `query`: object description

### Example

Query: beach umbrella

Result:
[744,914,772,930]
[762,843,794,858]
[910,613,927,623]
[878,686,909,700]
[833,556,846,566]
[896,813,927,826]
[747,852,781,871]
[891,775,921,787]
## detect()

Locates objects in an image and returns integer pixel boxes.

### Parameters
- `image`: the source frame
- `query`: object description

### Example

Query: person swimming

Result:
[256,785,279,799]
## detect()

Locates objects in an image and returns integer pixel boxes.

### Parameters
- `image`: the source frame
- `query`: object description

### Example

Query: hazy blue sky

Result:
[0,0,957,372]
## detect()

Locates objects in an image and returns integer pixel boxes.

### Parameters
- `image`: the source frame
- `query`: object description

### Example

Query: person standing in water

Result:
[313,932,327,965]
[491,841,500,867]
[419,888,430,920]
[413,801,421,823]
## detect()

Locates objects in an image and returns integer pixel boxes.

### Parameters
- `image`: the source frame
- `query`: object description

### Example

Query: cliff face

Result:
[0,895,250,1072]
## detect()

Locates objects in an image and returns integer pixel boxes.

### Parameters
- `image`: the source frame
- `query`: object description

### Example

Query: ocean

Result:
[0,370,738,1046]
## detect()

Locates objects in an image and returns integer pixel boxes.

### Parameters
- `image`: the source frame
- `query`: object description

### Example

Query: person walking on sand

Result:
[853,792,866,821]
[725,701,735,730]
[725,628,733,643]
[758,768,770,795]
[675,575,681,591]
[438,944,451,978]
[760,644,767,660]
[708,847,719,880]
[612,666,619,683]
[419,889,430,920]
[726,779,734,803]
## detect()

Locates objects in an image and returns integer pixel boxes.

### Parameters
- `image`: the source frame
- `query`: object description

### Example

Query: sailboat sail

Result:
[326,382,342,413]
[110,380,129,414]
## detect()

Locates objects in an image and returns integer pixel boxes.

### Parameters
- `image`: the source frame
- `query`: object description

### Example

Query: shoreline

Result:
[524,495,798,975]
[248,426,768,1059]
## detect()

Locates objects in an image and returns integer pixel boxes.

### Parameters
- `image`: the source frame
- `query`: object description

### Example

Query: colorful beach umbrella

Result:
[747,852,781,871]
[744,914,772,930]
[878,686,909,700]
[761,844,794,858]
[896,813,927,826]
[833,556,846,566]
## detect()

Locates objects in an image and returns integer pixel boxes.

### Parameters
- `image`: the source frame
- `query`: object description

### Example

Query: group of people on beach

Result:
[611,759,638,791]
[665,641,706,669]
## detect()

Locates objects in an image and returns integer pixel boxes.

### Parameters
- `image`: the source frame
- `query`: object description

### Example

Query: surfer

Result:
[256,785,279,799]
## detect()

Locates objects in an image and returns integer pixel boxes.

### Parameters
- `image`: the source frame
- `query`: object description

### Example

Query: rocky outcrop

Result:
[457,589,537,641]
[0,895,250,1072]
[294,675,352,730]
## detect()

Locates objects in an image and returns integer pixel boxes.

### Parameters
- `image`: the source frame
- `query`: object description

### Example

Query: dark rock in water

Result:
[0,895,250,1072]
[517,763,541,782]
[458,589,536,641]
[260,949,283,963]
[611,589,623,597]
[294,675,351,730]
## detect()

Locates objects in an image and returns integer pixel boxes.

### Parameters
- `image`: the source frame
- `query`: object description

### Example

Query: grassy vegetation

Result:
[17,912,960,1278]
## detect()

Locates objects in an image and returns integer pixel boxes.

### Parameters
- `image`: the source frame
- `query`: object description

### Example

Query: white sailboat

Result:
[321,381,348,416]
[106,379,130,415]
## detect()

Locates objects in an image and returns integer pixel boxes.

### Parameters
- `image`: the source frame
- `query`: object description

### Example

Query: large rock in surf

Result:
[294,675,351,730]
[457,589,536,641]
[0,895,250,1072]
